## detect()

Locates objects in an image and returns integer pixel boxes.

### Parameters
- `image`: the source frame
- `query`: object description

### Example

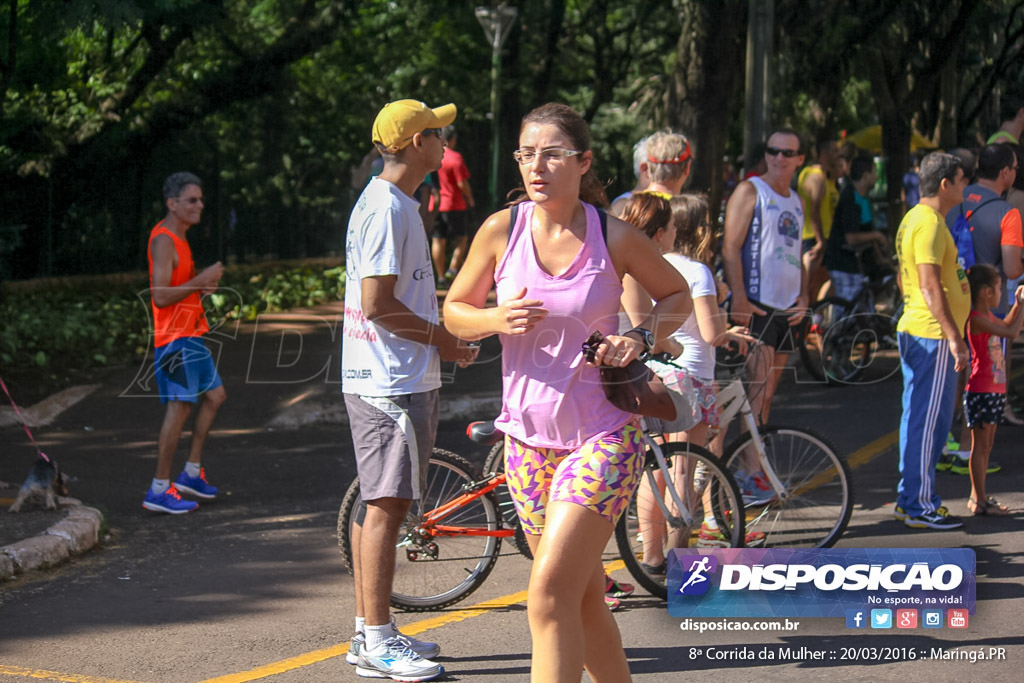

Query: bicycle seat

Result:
[467,420,504,446]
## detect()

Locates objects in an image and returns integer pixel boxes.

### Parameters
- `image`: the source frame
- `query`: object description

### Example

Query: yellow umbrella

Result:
[842,125,935,153]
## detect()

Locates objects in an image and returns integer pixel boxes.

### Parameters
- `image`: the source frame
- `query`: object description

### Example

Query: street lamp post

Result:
[475,4,518,211]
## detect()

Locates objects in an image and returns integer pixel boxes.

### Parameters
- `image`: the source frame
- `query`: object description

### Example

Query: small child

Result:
[963,264,1024,516]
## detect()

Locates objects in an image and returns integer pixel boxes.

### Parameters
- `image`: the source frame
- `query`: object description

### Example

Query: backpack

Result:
[950,198,1000,271]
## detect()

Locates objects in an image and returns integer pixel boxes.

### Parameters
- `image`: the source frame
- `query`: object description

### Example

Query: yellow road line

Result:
[846,429,899,470]
[0,664,150,683]
[200,559,626,682]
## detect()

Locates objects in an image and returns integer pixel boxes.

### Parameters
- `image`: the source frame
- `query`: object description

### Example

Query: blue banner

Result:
[667,548,975,618]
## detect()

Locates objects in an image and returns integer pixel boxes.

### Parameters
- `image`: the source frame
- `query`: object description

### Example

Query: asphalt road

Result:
[1,305,1022,683]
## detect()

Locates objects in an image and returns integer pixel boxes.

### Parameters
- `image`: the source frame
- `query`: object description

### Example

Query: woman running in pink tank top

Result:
[444,103,691,683]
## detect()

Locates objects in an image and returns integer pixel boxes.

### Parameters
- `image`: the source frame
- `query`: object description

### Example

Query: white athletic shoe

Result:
[356,636,443,681]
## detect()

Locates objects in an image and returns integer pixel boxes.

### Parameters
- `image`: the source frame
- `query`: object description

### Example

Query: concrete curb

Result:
[0,504,104,581]
[268,391,503,430]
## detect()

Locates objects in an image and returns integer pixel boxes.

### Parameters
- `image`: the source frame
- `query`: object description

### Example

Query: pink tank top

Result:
[493,201,632,448]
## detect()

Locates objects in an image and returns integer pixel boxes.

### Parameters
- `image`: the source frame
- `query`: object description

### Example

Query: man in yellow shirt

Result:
[894,152,971,531]
[798,131,841,301]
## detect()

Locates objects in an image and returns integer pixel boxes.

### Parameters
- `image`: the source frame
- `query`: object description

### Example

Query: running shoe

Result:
[174,468,218,499]
[696,522,766,548]
[737,472,775,507]
[347,631,366,665]
[356,636,443,681]
[347,617,441,664]
[949,454,1001,475]
[893,504,907,520]
[944,432,961,454]
[605,576,634,599]
[142,485,198,514]
[604,595,622,611]
[639,560,667,576]
[904,507,964,530]
[935,452,956,472]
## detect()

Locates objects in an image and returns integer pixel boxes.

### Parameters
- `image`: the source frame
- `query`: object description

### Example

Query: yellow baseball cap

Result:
[372,100,457,151]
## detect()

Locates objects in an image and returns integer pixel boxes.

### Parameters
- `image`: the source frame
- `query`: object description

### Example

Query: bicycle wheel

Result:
[338,448,502,611]
[615,441,745,601]
[723,426,853,548]
[482,440,533,559]
[819,315,877,384]
[799,297,850,383]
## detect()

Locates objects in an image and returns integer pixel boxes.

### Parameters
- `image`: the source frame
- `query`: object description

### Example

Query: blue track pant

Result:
[897,332,957,517]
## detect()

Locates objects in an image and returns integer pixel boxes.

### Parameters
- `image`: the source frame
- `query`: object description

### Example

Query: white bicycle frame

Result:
[637,417,702,530]
[714,377,789,500]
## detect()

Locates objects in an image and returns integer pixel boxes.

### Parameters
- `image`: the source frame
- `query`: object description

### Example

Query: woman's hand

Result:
[588,334,644,368]
[495,286,549,335]
[723,325,757,355]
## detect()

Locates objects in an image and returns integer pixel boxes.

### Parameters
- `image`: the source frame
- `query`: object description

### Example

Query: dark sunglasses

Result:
[421,128,443,139]
[765,146,800,158]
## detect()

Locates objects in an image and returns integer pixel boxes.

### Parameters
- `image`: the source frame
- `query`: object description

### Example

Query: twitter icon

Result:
[870,609,892,629]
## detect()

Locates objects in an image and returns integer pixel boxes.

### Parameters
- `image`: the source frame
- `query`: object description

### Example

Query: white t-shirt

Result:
[342,177,440,396]
[664,252,717,380]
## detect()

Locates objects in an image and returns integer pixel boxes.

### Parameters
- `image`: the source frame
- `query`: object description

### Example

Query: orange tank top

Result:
[147,222,209,348]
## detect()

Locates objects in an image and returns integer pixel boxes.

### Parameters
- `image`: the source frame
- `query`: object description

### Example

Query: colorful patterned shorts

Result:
[690,376,721,432]
[503,420,645,535]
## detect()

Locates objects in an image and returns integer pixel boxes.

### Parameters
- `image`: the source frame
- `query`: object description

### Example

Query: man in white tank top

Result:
[723,129,807,431]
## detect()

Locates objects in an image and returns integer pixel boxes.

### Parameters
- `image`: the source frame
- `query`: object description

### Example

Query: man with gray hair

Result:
[893,152,970,530]
[642,130,693,198]
[144,172,225,514]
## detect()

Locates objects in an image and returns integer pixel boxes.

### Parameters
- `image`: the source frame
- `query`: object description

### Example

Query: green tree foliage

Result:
[3,0,1024,282]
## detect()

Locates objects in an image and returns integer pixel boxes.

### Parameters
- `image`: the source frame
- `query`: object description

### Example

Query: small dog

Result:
[8,457,72,513]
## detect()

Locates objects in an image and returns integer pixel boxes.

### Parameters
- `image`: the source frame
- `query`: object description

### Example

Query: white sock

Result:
[355,616,365,633]
[151,478,170,494]
[703,516,719,529]
[365,623,396,651]
[185,462,201,478]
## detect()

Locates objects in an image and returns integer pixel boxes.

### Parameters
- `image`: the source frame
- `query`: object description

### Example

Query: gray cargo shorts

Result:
[343,391,439,516]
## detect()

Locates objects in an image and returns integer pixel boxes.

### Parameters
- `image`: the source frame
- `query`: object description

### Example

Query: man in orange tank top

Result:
[143,172,226,514]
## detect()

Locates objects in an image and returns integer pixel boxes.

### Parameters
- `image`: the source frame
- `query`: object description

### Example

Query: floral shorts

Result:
[690,376,721,431]
[503,420,645,535]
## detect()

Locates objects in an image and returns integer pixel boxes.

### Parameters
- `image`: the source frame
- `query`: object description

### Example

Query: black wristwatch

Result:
[627,327,655,360]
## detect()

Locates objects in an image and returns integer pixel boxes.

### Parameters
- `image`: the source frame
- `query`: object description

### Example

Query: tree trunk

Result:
[668,1,746,222]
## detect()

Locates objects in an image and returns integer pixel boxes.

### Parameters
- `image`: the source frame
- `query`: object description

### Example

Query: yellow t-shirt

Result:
[895,204,971,339]
[798,166,839,240]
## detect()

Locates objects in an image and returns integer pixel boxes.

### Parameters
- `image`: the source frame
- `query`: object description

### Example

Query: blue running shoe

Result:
[175,468,218,499]
[143,485,198,514]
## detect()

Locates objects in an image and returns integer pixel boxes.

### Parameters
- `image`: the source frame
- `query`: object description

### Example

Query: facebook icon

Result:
[845,609,866,629]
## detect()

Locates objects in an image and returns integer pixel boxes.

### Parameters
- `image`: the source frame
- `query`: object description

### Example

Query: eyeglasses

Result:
[421,128,443,139]
[513,148,582,165]
[765,146,801,158]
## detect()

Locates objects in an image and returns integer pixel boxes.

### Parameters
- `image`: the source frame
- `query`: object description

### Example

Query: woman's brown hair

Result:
[513,103,609,207]
[670,193,714,265]
[619,193,671,240]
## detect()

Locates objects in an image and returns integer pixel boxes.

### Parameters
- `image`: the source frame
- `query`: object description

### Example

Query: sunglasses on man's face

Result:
[765,146,800,158]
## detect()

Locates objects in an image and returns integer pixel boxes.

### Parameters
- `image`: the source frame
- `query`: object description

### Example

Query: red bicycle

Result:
[337,421,530,611]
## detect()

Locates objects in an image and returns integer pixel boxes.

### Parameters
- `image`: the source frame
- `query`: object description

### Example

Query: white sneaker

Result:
[356,636,443,681]
[347,617,441,665]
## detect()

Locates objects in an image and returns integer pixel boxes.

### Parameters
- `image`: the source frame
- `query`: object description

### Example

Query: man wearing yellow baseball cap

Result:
[342,99,476,682]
